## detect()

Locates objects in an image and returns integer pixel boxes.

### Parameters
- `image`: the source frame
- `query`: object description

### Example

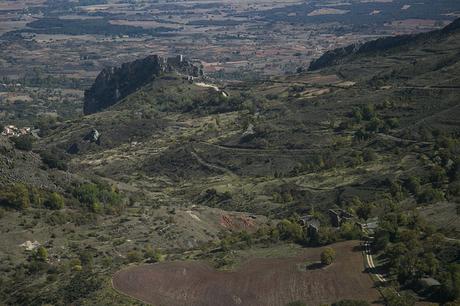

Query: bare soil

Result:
[112,241,381,306]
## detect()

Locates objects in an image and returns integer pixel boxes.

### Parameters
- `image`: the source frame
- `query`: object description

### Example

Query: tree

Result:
[404,176,421,195]
[356,203,372,220]
[44,192,64,210]
[277,219,304,243]
[321,247,336,265]
[439,264,460,302]
[11,135,34,151]
[0,183,30,210]
[383,290,416,306]
[40,150,68,170]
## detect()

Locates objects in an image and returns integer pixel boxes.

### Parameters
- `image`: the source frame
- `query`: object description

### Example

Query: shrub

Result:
[40,150,68,170]
[365,117,383,132]
[60,271,103,304]
[386,118,400,129]
[356,203,372,220]
[0,183,30,210]
[404,176,421,195]
[362,149,377,162]
[362,104,376,121]
[277,219,304,242]
[127,250,142,263]
[417,187,444,204]
[35,246,48,262]
[44,192,65,210]
[73,182,123,213]
[144,247,163,263]
[429,166,447,188]
[351,107,363,123]
[11,135,34,151]
[321,247,336,265]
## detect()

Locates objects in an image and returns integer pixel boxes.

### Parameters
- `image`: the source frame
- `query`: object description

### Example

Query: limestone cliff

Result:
[83,55,203,115]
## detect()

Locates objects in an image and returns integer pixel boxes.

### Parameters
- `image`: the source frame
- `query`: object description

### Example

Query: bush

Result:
[144,247,163,263]
[277,219,304,243]
[429,166,447,188]
[404,176,421,195]
[0,183,30,210]
[40,150,68,170]
[386,118,400,129]
[44,192,64,210]
[362,104,376,121]
[365,117,383,132]
[127,250,142,263]
[35,246,48,262]
[417,187,444,204]
[60,271,103,304]
[73,182,123,213]
[11,135,34,151]
[362,149,377,162]
[321,247,336,265]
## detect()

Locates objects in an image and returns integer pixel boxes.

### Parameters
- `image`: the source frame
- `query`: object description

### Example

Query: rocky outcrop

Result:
[83,55,203,115]
[83,128,101,144]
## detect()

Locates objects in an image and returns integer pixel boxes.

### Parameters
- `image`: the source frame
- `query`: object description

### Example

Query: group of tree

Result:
[72,182,124,214]
[0,183,65,210]
[40,149,69,171]
[11,135,34,151]
[372,208,460,303]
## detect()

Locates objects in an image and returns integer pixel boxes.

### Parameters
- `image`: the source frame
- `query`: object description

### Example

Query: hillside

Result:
[0,18,460,306]
[309,17,460,71]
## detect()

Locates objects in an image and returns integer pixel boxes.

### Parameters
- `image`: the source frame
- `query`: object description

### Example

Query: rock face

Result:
[83,55,203,115]
[83,128,101,144]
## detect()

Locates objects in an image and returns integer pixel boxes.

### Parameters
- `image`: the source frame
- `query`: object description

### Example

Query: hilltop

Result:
[84,55,203,114]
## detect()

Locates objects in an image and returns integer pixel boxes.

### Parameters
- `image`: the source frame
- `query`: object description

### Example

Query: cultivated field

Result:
[113,241,380,306]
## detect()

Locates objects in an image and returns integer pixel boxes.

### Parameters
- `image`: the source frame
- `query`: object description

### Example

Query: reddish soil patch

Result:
[113,241,380,306]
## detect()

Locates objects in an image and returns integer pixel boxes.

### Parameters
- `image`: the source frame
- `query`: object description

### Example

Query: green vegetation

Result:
[11,135,34,151]
[40,149,68,171]
[0,183,30,209]
[321,247,336,265]
[44,192,65,210]
[72,182,123,214]
[1,15,460,306]
[332,300,369,306]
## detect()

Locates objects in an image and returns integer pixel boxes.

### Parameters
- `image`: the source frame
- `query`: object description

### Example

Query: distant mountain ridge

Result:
[83,55,203,115]
[308,17,460,71]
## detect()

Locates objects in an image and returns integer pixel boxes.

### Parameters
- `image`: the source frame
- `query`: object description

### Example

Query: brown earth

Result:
[112,241,381,306]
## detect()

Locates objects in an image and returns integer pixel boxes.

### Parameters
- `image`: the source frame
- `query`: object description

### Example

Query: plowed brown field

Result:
[112,241,380,306]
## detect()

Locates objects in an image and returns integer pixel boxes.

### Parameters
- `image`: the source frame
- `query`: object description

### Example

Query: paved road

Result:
[363,240,386,283]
